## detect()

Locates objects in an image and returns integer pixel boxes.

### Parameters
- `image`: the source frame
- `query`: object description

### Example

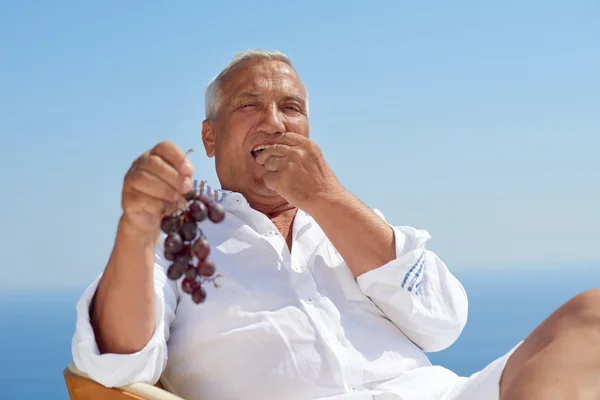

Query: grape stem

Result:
[202,274,222,288]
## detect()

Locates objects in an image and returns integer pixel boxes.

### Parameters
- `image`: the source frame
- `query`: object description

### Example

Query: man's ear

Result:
[202,120,216,158]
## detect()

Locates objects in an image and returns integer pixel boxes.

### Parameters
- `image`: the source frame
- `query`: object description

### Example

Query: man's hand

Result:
[92,141,193,355]
[122,141,194,236]
[256,132,395,277]
[254,132,343,211]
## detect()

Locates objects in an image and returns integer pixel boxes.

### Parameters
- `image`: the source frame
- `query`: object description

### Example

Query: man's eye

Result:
[285,105,301,112]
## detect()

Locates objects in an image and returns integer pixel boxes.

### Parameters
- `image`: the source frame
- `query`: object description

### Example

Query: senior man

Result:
[72,49,600,400]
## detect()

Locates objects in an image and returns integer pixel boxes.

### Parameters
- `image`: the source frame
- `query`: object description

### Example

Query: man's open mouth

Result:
[251,145,270,159]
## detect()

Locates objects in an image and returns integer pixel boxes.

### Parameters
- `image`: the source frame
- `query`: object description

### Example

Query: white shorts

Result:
[444,341,523,400]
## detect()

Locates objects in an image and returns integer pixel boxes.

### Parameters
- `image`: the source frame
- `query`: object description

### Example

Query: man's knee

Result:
[521,289,600,350]
[499,289,600,399]
[559,288,600,329]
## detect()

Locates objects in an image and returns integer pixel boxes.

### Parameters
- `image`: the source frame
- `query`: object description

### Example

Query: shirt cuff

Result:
[71,275,169,388]
[356,224,430,295]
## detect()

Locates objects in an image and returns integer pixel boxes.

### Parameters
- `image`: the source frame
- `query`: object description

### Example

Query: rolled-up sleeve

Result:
[356,211,468,353]
[71,251,178,388]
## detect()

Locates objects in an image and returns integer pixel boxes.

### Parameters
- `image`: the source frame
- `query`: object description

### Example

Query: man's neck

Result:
[216,182,297,248]
[268,208,297,250]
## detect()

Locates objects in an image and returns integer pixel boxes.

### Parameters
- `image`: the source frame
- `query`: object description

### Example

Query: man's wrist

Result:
[117,214,161,250]
[303,184,352,218]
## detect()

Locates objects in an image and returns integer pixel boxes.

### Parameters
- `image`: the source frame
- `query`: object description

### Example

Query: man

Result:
[72,49,600,400]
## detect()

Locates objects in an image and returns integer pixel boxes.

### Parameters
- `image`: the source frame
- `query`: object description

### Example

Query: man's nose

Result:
[256,103,285,135]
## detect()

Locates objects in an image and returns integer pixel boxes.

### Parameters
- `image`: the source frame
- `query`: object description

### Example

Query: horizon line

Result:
[1,260,598,295]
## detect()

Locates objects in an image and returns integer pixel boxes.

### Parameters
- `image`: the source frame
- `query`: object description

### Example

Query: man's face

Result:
[202,59,309,205]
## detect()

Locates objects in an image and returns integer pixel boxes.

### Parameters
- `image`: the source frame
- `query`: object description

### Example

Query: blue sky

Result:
[1,1,598,290]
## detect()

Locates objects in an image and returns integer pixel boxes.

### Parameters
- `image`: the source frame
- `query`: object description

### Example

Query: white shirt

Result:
[72,181,469,400]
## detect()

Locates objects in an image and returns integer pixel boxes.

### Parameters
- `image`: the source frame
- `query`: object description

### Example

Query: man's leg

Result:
[499,289,600,400]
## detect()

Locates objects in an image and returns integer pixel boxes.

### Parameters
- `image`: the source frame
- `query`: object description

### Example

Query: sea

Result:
[0,264,598,400]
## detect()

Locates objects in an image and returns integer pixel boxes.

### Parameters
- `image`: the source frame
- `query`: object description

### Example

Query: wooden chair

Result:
[63,363,185,400]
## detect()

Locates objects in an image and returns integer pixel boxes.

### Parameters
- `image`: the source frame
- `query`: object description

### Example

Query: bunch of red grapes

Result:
[160,189,225,304]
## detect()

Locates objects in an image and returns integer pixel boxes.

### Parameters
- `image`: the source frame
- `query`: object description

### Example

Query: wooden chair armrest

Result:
[64,363,185,400]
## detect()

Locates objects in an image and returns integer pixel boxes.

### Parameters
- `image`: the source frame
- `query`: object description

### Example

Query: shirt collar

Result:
[192,179,312,224]
[193,179,231,202]
[193,179,247,209]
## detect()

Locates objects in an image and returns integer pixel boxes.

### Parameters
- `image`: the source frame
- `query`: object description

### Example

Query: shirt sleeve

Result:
[71,248,178,388]
[355,210,469,353]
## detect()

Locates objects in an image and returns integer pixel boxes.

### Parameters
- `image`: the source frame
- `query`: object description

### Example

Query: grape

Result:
[181,277,197,294]
[195,193,212,207]
[199,259,216,277]
[193,237,210,261]
[180,221,198,241]
[167,263,185,280]
[161,215,181,234]
[165,233,184,254]
[162,185,225,304]
[192,286,207,304]
[173,254,191,270]
[164,249,177,261]
[189,200,208,222]
[185,191,196,201]
[208,202,225,223]
[185,265,198,280]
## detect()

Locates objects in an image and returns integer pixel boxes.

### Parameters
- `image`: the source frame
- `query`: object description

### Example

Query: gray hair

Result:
[204,49,308,121]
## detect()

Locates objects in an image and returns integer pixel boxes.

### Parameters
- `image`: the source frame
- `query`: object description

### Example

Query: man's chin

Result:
[253,182,280,197]
[245,178,284,200]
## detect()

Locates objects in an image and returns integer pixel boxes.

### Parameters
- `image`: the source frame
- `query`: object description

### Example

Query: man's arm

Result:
[308,190,468,352]
[255,132,395,276]
[72,216,178,388]
[91,216,160,354]
[305,188,395,278]
[72,141,193,386]
[89,141,191,354]
[256,133,468,351]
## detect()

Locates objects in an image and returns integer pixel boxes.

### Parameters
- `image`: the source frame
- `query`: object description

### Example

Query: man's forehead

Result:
[223,60,306,99]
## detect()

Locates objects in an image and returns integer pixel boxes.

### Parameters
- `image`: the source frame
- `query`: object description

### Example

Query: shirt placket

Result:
[288,213,366,395]
[248,209,346,389]
[225,199,366,395]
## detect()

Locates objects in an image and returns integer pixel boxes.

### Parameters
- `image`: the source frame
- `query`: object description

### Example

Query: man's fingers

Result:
[255,144,287,165]
[150,141,194,177]
[264,156,286,172]
[275,131,306,146]
[263,171,279,191]
[122,188,174,218]
[254,133,310,164]
[120,140,196,234]
[255,143,302,165]
[135,154,193,195]
[126,169,184,203]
